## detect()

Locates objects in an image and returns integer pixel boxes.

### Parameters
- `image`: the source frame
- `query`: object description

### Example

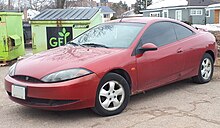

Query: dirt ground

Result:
[0,66,220,128]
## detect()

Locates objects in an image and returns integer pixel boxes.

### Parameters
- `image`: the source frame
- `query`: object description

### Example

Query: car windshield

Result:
[70,23,145,48]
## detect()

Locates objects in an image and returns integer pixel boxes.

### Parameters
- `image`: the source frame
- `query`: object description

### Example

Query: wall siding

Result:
[143,12,149,17]
[169,9,189,21]
[143,10,162,17]
[143,8,207,24]
[190,8,206,24]
[206,10,215,24]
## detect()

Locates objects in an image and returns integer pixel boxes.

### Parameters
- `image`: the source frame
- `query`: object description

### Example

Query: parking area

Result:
[0,65,220,128]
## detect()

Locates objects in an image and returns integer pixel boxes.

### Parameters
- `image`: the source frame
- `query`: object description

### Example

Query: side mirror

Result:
[139,43,158,52]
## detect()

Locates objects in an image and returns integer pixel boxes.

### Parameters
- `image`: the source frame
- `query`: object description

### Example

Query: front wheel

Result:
[193,53,214,84]
[92,73,130,116]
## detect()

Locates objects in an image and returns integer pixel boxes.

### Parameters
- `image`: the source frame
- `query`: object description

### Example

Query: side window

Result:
[140,22,177,47]
[172,23,194,40]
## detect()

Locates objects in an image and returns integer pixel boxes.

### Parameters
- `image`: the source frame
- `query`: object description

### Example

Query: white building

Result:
[27,9,40,19]
[99,6,115,22]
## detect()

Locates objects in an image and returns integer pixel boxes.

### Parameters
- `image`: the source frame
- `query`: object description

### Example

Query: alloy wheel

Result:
[99,81,125,111]
[201,58,212,80]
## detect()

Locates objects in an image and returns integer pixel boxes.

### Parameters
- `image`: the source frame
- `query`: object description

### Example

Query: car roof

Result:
[110,17,176,24]
[109,17,197,33]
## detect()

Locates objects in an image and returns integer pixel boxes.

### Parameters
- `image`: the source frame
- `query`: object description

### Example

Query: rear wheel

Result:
[193,53,214,84]
[93,73,130,116]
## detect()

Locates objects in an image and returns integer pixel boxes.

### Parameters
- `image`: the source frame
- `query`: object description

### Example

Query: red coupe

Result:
[5,17,218,116]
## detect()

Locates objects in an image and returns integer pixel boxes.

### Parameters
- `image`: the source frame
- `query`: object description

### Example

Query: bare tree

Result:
[0,0,14,10]
[8,0,11,9]
[30,0,55,11]
[55,0,66,9]
[111,1,129,18]
[29,0,65,10]
[0,0,7,9]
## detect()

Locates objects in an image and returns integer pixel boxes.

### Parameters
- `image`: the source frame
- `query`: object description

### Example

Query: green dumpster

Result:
[30,7,102,53]
[0,12,25,62]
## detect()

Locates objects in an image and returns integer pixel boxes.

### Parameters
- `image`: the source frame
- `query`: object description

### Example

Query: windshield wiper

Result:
[81,43,109,48]
[67,42,86,47]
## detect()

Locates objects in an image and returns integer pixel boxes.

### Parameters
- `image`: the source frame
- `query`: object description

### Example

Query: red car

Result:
[5,17,218,116]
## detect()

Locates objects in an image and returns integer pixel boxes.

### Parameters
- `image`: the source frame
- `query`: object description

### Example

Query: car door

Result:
[136,21,186,91]
[172,23,200,77]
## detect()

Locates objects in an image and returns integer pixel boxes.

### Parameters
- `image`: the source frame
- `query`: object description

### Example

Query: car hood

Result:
[15,45,123,79]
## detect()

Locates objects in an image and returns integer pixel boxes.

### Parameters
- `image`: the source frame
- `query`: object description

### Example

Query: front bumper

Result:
[5,74,100,110]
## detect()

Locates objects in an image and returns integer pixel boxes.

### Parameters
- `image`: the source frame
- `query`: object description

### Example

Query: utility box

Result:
[30,7,102,53]
[0,12,25,62]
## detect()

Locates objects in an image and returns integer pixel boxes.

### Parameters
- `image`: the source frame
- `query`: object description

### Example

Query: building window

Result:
[206,9,210,17]
[190,9,203,15]
[175,10,182,21]
[150,12,160,17]
[104,14,110,18]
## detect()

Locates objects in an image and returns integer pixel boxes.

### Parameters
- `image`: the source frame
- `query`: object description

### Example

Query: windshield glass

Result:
[70,23,145,48]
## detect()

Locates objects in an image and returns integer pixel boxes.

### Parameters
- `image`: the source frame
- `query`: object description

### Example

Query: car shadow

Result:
[16,78,202,121]
[17,107,99,121]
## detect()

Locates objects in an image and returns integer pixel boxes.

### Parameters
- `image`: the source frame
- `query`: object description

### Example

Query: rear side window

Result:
[140,22,177,47]
[172,23,194,40]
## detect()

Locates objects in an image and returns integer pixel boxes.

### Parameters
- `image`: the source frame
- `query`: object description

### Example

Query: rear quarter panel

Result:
[183,30,217,78]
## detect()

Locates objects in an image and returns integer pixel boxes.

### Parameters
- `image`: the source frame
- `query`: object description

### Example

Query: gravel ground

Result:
[0,47,220,128]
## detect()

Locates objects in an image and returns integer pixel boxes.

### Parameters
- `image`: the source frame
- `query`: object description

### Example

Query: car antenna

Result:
[119,15,124,22]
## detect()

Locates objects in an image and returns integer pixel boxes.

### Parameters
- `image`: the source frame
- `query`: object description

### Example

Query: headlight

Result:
[8,63,17,76]
[41,68,93,83]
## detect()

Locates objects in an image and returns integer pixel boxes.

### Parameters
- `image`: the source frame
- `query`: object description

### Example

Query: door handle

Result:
[177,49,183,53]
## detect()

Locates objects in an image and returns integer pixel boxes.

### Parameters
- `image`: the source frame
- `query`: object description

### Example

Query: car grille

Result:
[12,75,42,83]
[7,92,78,106]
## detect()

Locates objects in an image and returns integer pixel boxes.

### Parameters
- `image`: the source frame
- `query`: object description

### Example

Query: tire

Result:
[92,73,130,116]
[193,53,214,84]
